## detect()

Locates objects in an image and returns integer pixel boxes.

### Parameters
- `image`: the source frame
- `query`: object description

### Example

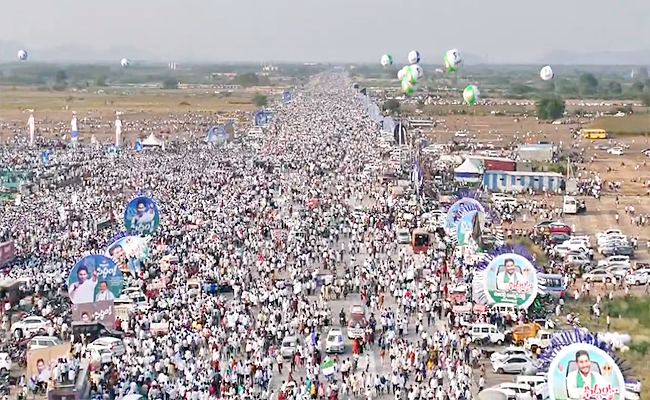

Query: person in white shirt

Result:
[95,281,115,302]
[69,266,98,304]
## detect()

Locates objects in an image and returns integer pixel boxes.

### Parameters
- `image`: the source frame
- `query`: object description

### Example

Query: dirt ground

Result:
[0,88,260,142]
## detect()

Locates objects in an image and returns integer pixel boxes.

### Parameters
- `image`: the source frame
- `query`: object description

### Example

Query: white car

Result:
[598,255,631,268]
[12,316,52,336]
[493,383,535,400]
[90,347,113,364]
[0,353,12,373]
[626,270,649,286]
[596,229,623,240]
[87,337,126,357]
[607,147,624,155]
[396,229,410,244]
[490,347,530,364]
[582,269,616,283]
[325,328,345,354]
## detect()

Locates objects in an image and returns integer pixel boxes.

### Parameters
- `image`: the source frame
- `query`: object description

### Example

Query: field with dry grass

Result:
[586,114,650,136]
[0,87,259,114]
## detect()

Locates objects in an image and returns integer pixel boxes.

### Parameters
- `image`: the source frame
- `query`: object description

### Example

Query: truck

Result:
[524,329,554,354]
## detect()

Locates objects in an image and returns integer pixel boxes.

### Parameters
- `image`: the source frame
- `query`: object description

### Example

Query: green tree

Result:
[579,73,598,95]
[236,72,260,87]
[252,94,268,107]
[55,70,68,84]
[382,99,400,113]
[95,73,108,87]
[510,83,535,95]
[640,92,650,107]
[631,81,645,92]
[536,96,565,120]
[608,81,622,95]
[162,78,179,89]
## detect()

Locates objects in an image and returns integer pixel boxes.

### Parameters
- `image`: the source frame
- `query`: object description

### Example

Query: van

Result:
[471,323,505,344]
[492,303,518,317]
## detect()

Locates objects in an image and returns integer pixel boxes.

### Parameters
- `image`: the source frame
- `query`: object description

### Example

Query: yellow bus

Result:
[581,129,608,139]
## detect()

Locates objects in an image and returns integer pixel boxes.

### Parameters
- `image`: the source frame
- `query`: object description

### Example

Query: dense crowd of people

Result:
[1,72,637,400]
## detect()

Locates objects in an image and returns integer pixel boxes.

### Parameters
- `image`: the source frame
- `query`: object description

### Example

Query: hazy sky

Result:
[0,0,649,63]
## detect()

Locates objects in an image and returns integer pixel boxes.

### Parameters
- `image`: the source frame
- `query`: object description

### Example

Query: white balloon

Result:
[397,66,408,80]
[121,58,131,67]
[17,50,28,61]
[407,50,420,65]
[444,49,462,72]
[540,65,554,81]
[380,54,393,67]
[410,64,424,80]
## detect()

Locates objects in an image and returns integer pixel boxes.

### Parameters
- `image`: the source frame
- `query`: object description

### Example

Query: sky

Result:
[0,0,649,63]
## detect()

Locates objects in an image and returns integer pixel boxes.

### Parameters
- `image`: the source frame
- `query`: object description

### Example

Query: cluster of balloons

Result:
[380,49,465,97]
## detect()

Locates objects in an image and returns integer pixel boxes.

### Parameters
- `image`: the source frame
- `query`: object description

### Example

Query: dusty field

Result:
[424,110,650,196]
[0,88,260,142]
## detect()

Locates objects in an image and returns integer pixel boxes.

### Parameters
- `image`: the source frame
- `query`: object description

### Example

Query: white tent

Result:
[142,133,163,147]
[454,158,482,183]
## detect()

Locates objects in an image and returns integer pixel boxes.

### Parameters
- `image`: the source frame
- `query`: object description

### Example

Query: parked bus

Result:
[581,129,608,139]
[411,229,431,254]
[537,273,566,298]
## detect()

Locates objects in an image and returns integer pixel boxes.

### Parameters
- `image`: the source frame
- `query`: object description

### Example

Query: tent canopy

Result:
[454,158,482,174]
[142,134,163,147]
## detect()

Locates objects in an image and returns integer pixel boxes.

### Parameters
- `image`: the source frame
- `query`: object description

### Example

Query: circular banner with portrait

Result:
[482,253,537,309]
[445,198,485,233]
[106,235,150,275]
[548,343,625,400]
[456,210,488,252]
[124,196,160,235]
[67,255,123,304]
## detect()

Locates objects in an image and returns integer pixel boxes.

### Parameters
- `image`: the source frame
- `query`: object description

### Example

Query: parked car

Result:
[493,383,535,400]
[598,255,631,268]
[582,269,615,283]
[490,347,531,364]
[11,316,52,337]
[549,233,571,244]
[87,337,126,357]
[492,355,537,374]
[547,223,571,234]
[625,270,649,286]
[29,336,63,350]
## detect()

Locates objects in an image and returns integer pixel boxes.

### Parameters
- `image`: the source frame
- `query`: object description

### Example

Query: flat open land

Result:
[0,87,261,142]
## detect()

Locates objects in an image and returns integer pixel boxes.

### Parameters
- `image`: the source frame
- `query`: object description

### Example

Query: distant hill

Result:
[539,50,650,65]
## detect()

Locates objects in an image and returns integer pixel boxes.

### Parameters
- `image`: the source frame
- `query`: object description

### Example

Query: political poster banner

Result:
[482,253,538,309]
[106,233,150,274]
[0,241,15,267]
[71,300,116,326]
[547,343,625,400]
[67,255,123,305]
[123,195,160,235]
